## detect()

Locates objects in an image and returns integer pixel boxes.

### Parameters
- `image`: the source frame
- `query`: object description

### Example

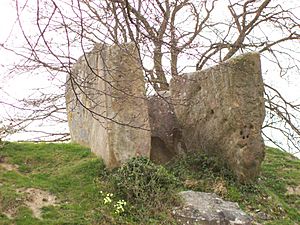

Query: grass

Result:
[167,147,300,224]
[0,142,299,224]
[0,142,106,224]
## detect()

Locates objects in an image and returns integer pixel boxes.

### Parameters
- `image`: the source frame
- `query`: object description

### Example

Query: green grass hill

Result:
[0,142,299,224]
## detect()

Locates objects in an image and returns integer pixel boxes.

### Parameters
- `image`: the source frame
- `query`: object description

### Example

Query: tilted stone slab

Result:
[148,91,187,164]
[170,53,265,182]
[66,43,151,168]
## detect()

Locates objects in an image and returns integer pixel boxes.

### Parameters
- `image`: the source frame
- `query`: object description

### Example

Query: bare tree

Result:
[1,0,300,154]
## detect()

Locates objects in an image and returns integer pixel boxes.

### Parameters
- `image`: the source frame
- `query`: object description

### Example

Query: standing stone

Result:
[66,43,151,168]
[170,53,265,182]
[148,91,187,164]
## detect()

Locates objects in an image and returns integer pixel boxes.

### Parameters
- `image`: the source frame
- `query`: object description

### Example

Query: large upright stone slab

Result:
[170,53,265,182]
[148,91,187,164]
[66,43,151,168]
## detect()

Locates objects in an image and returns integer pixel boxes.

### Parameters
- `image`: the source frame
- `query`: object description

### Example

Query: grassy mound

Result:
[0,142,299,224]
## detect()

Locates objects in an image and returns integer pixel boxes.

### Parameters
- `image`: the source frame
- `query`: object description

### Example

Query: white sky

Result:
[0,0,299,157]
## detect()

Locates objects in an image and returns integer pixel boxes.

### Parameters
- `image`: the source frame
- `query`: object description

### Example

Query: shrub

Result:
[111,157,179,207]
[168,151,234,181]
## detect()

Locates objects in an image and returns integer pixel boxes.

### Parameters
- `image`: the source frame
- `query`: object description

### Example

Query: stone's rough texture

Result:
[173,191,252,225]
[170,53,265,182]
[66,48,97,147]
[148,91,187,164]
[66,43,151,168]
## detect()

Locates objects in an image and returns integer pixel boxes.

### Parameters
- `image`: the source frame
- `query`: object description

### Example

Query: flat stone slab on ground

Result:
[173,190,252,225]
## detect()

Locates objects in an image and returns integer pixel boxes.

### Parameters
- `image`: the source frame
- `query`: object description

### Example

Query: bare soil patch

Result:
[0,156,19,172]
[2,207,18,220]
[286,185,300,196]
[0,163,19,171]
[17,188,58,218]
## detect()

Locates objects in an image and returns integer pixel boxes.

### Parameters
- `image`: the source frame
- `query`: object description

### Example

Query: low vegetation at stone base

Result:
[168,149,300,225]
[0,142,299,224]
[108,157,179,209]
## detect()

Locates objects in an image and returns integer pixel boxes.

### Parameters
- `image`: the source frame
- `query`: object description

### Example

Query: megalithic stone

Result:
[170,53,265,182]
[66,43,151,168]
[148,91,187,164]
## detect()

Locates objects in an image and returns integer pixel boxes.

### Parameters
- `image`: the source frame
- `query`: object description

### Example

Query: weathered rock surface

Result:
[66,43,151,168]
[170,53,265,182]
[148,91,187,164]
[173,191,252,225]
